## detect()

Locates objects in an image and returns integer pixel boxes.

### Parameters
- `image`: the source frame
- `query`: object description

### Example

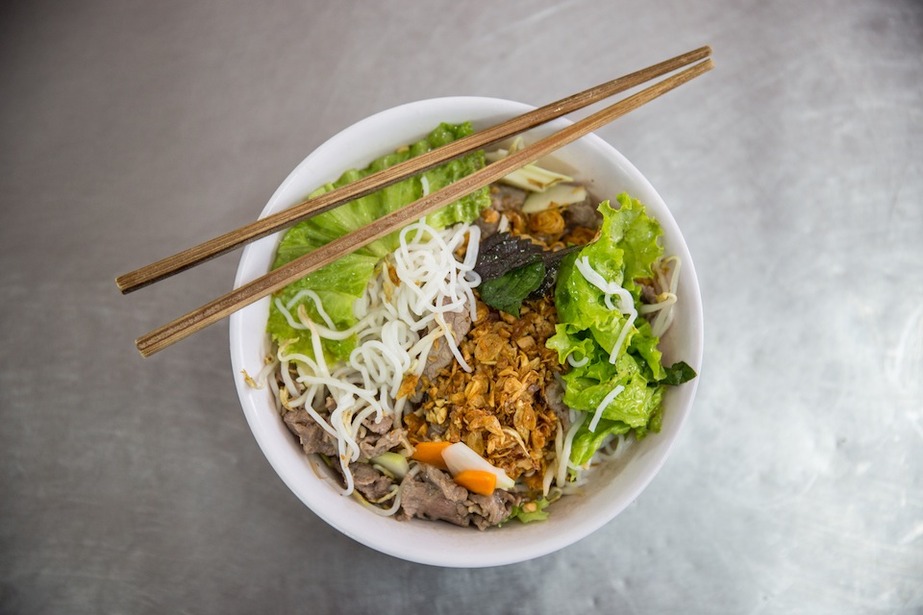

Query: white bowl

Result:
[229,97,703,567]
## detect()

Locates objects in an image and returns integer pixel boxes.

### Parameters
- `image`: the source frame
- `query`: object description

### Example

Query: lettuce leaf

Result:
[548,194,694,465]
[569,419,631,467]
[268,122,490,360]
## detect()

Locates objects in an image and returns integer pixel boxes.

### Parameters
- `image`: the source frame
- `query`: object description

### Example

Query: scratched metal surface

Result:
[1,0,921,612]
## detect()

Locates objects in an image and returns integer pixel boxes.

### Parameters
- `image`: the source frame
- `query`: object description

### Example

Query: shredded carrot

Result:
[410,441,451,469]
[452,470,497,496]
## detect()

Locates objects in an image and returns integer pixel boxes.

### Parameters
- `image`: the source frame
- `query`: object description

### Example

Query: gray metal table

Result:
[2,1,921,612]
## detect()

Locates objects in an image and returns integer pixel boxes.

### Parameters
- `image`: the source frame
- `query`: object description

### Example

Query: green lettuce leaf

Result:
[579,194,663,295]
[547,194,692,465]
[562,354,653,427]
[545,323,598,365]
[569,418,631,467]
[268,122,490,360]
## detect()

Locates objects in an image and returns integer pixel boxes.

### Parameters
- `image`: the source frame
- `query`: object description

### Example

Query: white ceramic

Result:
[229,97,704,568]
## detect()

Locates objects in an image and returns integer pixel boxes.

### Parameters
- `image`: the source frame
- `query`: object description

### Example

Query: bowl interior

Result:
[229,97,703,567]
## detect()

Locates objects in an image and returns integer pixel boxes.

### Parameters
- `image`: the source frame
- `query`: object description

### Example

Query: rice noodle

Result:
[597,433,633,462]
[573,256,638,365]
[556,412,585,487]
[588,384,625,433]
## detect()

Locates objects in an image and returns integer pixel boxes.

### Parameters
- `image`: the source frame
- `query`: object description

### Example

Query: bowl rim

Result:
[229,95,704,567]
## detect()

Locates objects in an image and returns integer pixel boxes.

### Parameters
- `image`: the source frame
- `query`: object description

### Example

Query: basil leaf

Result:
[479,261,546,316]
[474,233,543,281]
[529,244,582,299]
[659,361,697,386]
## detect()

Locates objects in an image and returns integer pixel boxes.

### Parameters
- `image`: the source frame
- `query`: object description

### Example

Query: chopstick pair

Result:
[121,46,713,357]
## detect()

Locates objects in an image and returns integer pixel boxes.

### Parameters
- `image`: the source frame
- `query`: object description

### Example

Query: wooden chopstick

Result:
[135,56,713,357]
[115,46,711,294]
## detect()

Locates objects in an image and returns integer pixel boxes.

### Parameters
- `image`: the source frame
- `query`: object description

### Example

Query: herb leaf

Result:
[478,261,546,316]
[659,361,697,386]
[474,233,543,281]
[475,232,583,309]
[529,244,582,298]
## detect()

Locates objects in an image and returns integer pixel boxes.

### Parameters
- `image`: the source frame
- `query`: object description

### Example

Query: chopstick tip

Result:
[115,272,142,295]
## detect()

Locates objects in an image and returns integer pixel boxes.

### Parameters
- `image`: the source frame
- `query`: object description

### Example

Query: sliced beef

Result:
[421,306,472,380]
[363,413,392,435]
[284,407,401,501]
[489,184,527,213]
[397,464,518,530]
[398,465,468,526]
[356,413,405,461]
[283,408,337,456]
[442,308,472,345]
[358,428,404,461]
[422,338,453,381]
[284,406,404,462]
[422,464,468,501]
[562,199,600,230]
[466,491,518,529]
[351,462,395,501]
[544,379,571,432]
